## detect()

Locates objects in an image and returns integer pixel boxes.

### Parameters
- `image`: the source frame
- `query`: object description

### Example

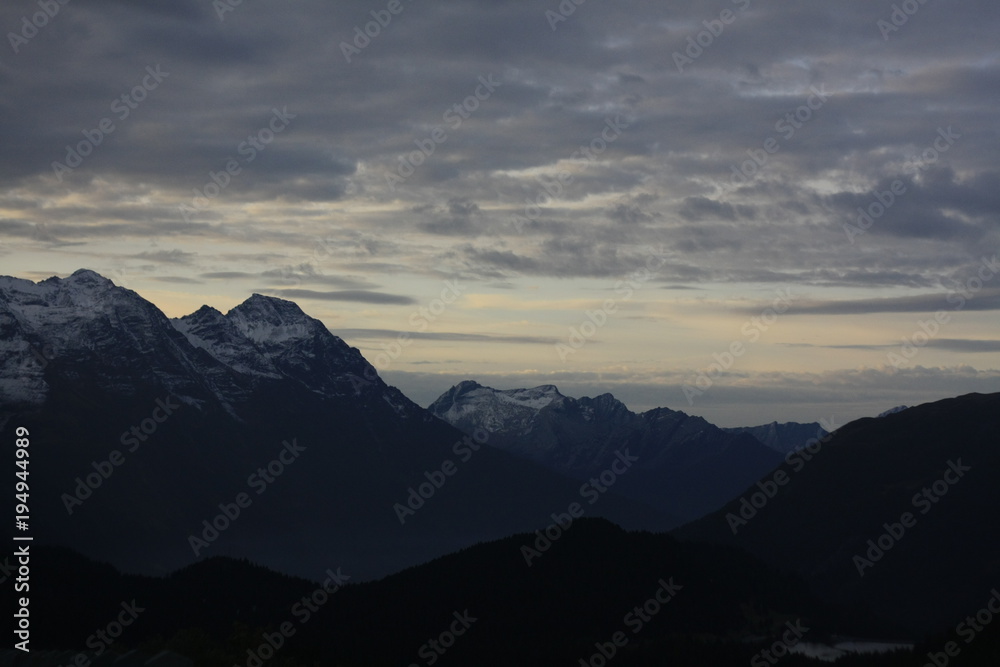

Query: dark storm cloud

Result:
[152,276,202,284]
[678,196,738,222]
[259,266,379,290]
[417,197,486,236]
[789,339,1000,353]
[267,288,416,305]
[133,249,195,264]
[766,289,1000,317]
[927,339,1000,353]
[606,196,661,225]
[337,329,557,345]
[201,271,252,280]
[826,168,996,243]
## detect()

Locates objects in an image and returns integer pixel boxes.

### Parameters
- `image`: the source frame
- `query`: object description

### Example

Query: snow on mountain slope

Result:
[429,380,784,521]
[172,304,284,379]
[431,380,565,431]
[0,270,421,418]
[0,269,212,407]
[174,293,421,412]
[0,270,676,581]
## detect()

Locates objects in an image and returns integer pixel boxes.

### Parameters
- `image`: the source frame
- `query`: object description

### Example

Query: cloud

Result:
[1,0,996,289]
[774,288,1000,316]
[151,276,202,284]
[384,365,1000,427]
[337,328,557,345]
[2,0,999,425]
[267,289,416,305]
[678,196,738,222]
[926,339,1000,353]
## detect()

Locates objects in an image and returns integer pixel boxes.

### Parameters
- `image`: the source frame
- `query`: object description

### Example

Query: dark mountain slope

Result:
[675,392,1000,635]
[430,380,784,520]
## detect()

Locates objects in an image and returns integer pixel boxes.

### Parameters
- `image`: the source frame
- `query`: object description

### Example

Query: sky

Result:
[1,0,999,426]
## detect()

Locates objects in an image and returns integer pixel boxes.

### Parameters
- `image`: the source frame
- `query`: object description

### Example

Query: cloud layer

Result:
[2,0,998,421]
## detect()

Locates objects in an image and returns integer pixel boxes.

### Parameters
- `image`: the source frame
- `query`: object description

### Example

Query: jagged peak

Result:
[525,383,562,395]
[171,305,236,345]
[453,379,484,393]
[34,268,118,291]
[229,293,310,319]
[68,268,114,283]
[1,269,153,314]
[226,293,324,344]
[178,304,226,323]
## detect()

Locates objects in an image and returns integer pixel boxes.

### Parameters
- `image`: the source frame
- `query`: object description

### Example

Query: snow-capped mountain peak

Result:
[429,381,566,427]
[226,293,325,344]
[0,270,422,417]
[429,380,785,521]
[173,304,282,380]
[495,384,564,409]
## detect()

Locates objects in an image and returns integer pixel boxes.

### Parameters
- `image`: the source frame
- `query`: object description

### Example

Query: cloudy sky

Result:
[2,0,999,425]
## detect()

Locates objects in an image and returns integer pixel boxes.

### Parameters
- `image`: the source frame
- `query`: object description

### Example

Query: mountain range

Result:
[3,269,999,663]
[429,380,806,520]
[0,270,668,580]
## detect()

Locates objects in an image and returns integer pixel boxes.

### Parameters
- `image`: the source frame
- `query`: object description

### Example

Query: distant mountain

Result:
[19,520,918,666]
[0,270,668,580]
[429,381,784,521]
[722,421,828,455]
[675,392,1000,635]
[876,405,909,418]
